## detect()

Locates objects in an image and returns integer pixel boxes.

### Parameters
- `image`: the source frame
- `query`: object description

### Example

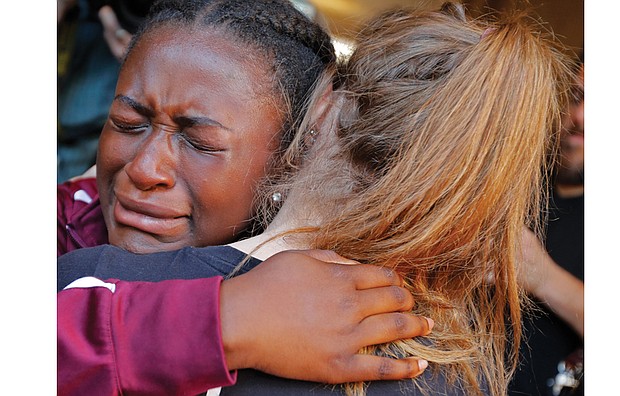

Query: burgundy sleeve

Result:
[57,178,100,256]
[57,180,77,256]
[58,276,237,396]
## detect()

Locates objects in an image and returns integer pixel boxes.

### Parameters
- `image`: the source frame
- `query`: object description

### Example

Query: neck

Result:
[229,121,345,260]
[228,189,319,260]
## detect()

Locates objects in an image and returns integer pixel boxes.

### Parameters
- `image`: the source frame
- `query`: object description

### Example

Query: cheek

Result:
[188,176,255,245]
[187,150,274,244]
[96,128,141,209]
[193,157,264,215]
[97,128,137,179]
[98,129,117,169]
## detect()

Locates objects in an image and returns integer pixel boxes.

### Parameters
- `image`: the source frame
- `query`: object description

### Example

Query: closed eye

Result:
[179,131,223,153]
[110,119,149,133]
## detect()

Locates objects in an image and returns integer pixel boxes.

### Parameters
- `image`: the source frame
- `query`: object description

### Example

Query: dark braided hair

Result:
[125,0,336,235]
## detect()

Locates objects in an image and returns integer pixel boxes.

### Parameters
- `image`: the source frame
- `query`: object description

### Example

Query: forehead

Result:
[119,24,278,109]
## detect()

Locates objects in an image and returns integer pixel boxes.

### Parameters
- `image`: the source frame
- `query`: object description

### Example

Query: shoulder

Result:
[57,177,107,255]
[58,178,99,202]
[181,245,264,277]
[57,177,99,221]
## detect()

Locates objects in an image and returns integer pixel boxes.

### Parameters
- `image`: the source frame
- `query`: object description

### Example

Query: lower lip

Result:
[113,201,188,237]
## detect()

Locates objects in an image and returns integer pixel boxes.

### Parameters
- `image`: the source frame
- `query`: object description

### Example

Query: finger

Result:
[290,250,403,287]
[98,5,122,32]
[355,313,434,347]
[328,355,428,383]
[115,29,132,44]
[297,249,361,265]
[98,5,132,57]
[347,264,403,289]
[356,286,414,317]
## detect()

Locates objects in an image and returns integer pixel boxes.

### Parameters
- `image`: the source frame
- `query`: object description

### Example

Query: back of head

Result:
[293,2,573,395]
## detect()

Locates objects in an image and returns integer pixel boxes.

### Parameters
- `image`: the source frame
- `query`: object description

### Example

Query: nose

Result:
[124,128,177,191]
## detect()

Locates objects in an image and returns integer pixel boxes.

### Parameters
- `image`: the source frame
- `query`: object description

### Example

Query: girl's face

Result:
[97,26,283,253]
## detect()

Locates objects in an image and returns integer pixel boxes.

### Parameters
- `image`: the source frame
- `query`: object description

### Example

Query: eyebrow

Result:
[114,95,156,118]
[113,95,229,131]
[173,115,229,131]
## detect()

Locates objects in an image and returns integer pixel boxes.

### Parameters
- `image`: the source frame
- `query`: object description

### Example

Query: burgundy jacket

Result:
[57,178,108,257]
[58,276,236,395]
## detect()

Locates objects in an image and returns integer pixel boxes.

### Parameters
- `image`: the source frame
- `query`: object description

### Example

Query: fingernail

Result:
[425,317,435,331]
[418,359,428,371]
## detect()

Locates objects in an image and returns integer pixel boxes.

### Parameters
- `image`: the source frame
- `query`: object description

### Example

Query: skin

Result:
[97,25,283,254]
[222,95,434,380]
[221,249,433,381]
[555,65,584,198]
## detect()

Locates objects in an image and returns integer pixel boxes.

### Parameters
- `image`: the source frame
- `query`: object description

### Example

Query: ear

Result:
[305,88,345,160]
[302,80,336,150]
[307,81,334,129]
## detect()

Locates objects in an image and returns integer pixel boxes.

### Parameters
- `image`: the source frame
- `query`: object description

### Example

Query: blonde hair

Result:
[257,2,574,395]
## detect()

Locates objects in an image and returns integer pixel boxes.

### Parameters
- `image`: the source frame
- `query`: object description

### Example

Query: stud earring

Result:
[309,129,317,144]
[271,192,282,203]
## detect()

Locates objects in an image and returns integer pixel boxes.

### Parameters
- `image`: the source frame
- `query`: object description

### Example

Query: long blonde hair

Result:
[257,2,573,395]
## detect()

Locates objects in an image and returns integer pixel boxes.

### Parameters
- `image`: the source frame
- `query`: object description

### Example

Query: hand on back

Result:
[220,249,433,383]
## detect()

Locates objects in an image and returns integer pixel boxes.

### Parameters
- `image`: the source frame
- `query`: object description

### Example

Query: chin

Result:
[110,232,189,254]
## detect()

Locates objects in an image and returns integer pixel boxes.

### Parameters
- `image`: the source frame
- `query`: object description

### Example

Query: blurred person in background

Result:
[510,56,584,396]
[57,0,150,182]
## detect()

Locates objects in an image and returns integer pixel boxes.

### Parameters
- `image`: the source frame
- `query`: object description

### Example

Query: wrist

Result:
[533,258,562,301]
[524,247,557,299]
[219,276,254,371]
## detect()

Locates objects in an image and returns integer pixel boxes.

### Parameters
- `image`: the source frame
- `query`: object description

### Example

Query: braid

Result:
[201,0,336,133]
[246,2,336,65]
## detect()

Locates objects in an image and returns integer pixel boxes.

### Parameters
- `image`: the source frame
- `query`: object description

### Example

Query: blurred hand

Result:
[220,250,434,383]
[517,227,584,337]
[98,5,132,61]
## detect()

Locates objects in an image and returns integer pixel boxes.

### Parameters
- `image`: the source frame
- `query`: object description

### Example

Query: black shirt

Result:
[57,244,261,291]
[509,192,584,396]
